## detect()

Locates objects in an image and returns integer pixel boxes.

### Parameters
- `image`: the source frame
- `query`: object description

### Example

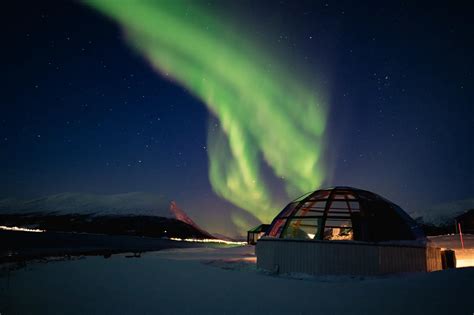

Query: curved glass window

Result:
[281,218,321,240]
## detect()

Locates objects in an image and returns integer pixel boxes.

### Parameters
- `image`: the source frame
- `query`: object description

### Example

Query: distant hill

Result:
[0,192,171,217]
[410,199,474,235]
[410,199,474,225]
[0,192,215,239]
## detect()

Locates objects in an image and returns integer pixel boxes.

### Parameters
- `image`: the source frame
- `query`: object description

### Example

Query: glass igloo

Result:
[266,186,425,243]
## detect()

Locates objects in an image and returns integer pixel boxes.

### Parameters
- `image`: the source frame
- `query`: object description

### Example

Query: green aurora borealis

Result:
[85,0,327,225]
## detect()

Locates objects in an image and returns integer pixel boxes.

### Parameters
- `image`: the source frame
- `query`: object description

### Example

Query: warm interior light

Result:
[455,249,474,268]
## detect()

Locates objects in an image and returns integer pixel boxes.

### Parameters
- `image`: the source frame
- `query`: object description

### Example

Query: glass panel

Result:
[312,201,327,209]
[327,200,351,218]
[294,201,326,216]
[308,190,330,200]
[333,193,357,200]
[325,218,352,227]
[326,212,351,217]
[281,218,320,240]
[348,201,360,211]
[294,210,326,217]
[329,201,349,210]
[278,202,299,218]
[323,219,353,240]
[323,227,353,240]
[268,218,287,237]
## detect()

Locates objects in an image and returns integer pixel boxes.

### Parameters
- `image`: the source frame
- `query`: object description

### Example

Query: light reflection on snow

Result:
[221,257,257,263]
[169,237,246,245]
[0,225,45,233]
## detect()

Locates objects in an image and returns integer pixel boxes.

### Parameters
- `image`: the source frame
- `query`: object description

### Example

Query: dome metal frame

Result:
[266,186,425,243]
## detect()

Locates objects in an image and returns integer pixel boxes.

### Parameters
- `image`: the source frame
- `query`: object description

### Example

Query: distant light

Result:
[0,225,45,233]
[170,237,246,245]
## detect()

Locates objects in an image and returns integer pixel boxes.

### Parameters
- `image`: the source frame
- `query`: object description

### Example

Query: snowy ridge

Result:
[170,200,214,238]
[0,192,219,240]
[0,192,172,217]
[410,198,474,225]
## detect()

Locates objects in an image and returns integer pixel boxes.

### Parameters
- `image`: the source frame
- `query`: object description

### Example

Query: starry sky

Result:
[1,0,473,236]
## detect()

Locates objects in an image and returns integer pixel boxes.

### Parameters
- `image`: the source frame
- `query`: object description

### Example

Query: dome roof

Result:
[266,186,425,242]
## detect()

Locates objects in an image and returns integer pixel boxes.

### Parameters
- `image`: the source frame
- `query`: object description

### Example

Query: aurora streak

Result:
[85,0,328,224]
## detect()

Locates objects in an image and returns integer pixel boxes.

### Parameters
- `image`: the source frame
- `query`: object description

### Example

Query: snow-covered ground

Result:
[1,243,473,314]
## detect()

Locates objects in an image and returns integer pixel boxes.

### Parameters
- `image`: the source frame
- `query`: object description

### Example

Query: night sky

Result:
[1,1,473,235]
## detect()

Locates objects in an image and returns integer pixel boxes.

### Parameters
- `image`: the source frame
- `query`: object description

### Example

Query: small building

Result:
[257,186,445,275]
[247,224,270,245]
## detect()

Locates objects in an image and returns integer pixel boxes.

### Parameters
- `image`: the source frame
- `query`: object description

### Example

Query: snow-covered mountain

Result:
[0,192,215,239]
[0,192,172,217]
[169,200,211,236]
[410,198,474,225]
